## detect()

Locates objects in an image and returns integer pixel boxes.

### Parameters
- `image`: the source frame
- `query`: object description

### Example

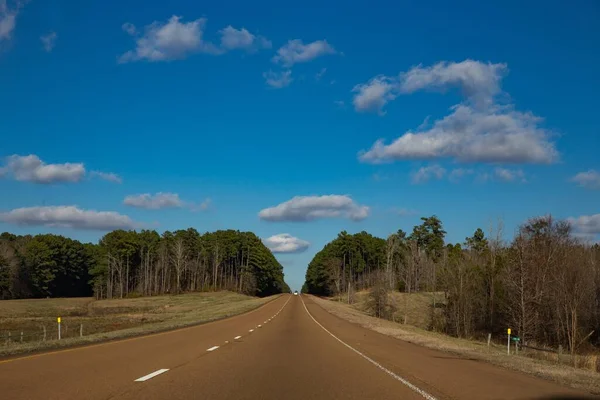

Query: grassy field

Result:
[314,294,600,395]
[350,290,446,330]
[0,292,277,357]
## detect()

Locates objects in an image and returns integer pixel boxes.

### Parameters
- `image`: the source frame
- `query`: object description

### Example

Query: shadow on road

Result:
[533,396,600,400]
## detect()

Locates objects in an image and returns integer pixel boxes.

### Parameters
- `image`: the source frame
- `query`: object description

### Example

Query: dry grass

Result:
[312,295,600,395]
[0,292,277,357]
[351,290,446,329]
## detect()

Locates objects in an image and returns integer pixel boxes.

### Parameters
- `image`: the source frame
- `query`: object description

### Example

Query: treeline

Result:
[0,229,289,300]
[304,216,600,353]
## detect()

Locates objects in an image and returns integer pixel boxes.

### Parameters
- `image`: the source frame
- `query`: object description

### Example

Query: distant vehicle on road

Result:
[294,291,298,295]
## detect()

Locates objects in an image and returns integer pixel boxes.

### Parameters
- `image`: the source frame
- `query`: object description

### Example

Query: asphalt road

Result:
[0,294,595,400]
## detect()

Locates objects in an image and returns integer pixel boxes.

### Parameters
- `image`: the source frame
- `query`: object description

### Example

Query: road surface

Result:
[0,294,594,400]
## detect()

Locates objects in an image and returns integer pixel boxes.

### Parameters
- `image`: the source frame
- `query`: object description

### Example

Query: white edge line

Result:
[134,368,169,382]
[300,296,437,400]
[207,346,219,352]
[234,336,242,340]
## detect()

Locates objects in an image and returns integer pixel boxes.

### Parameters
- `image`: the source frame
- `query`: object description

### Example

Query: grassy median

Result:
[0,291,277,357]
[312,294,600,395]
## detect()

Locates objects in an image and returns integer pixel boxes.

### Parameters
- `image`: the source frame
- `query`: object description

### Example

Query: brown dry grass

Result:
[312,294,600,395]
[0,292,277,357]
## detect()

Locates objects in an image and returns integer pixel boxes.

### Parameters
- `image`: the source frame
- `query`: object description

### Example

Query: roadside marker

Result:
[135,369,169,382]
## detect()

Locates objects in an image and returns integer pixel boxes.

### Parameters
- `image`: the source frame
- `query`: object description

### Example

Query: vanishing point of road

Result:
[0,295,593,400]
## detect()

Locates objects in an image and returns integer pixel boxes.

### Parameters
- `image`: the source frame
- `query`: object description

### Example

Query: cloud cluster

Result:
[352,76,398,115]
[0,154,85,183]
[0,154,121,184]
[40,31,57,52]
[119,16,274,63]
[90,171,123,184]
[568,214,600,237]
[219,25,271,51]
[571,170,600,190]
[123,192,183,209]
[411,165,526,184]
[272,39,336,67]
[494,167,526,182]
[119,16,218,63]
[411,165,446,184]
[263,233,309,253]
[258,195,369,222]
[356,60,558,165]
[263,70,292,88]
[123,192,209,211]
[0,206,137,230]
[263,39,336,89]
[0,0,22,42]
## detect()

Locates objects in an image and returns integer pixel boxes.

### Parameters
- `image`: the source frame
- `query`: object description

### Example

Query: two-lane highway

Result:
[0,294,592,400]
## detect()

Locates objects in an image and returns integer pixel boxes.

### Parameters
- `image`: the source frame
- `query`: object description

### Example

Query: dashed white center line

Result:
[249,329,254,332]
[135,369,169,382]
[207,346,219,352]
[258,324,262,328]
[234,335,242,340]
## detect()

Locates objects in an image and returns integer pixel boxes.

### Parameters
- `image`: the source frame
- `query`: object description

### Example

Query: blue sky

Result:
[1,0,599,291]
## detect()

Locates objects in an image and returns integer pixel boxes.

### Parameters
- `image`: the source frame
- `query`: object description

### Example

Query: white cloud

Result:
[263,70,292,88]
[411,164,446,184]
[118,16,220,63]
[191,198,211,212]
[219,25,271,51]
[263,233,310,253]
[449,168,474,182]
[1,154,85,183]
[90,171,122,184]
[352,75,397,115]
[316,67,327,80]
[123,192,184,209]
[123,192,209,211]
[272,39,336,67]
[571,170,600,190]
[359,104,557,164]
[400,60,507,107]
[122,22,137,36]
[494,167,526,182]
[355,60,559,166]
[0,0,22,42]
[352,60,507,115]
[395,208,418,217]
[40,31,57,52]
[568,214,600,236]
[258,195,369,222]
[0,206,137,230]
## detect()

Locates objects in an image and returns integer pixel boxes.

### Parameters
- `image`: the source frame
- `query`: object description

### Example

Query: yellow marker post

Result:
[507,328,511,355]
[57,317,62,340]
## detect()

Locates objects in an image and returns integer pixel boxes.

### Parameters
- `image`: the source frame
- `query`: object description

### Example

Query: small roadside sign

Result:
[507,328,511,335]
[57,317,61,323]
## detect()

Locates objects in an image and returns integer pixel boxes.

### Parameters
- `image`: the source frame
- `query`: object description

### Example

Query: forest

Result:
[0,229,289,300]
[304,216,600,354]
